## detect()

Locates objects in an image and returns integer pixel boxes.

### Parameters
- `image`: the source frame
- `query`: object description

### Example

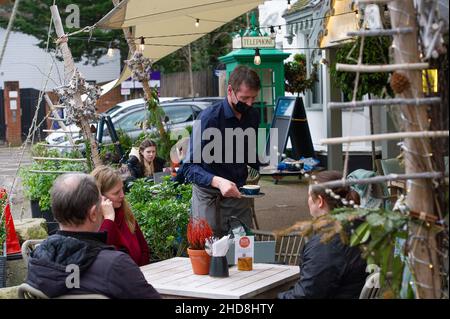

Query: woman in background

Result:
[127,139,165,181]
[279,170,367,299]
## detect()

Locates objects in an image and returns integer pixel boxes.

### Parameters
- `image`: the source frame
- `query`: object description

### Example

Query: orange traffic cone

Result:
[0,188,21,255]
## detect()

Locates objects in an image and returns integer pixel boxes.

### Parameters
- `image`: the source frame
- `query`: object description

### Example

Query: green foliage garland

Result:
[330,37,394,100]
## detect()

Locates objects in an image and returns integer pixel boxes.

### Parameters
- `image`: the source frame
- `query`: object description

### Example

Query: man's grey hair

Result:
[51,173,101,226]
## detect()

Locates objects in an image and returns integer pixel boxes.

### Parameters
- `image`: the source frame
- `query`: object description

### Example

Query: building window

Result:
[310,64,322,109]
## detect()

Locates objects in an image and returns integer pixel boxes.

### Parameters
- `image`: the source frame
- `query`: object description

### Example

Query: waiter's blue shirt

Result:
[184,98,260,188]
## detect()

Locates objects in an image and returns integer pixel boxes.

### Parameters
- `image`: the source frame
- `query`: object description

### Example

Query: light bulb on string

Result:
[107,47,114,57]
[270,25,276,39]
[107,41,114,57]
[139,36,145,52]
[287,0,292,10]
[254,48,261,65]
[195,18,200,28]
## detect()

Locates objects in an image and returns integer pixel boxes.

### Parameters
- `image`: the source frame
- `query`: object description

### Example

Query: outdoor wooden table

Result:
[140,257,299,299]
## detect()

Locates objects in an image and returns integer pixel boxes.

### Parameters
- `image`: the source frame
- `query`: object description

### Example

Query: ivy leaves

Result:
[332,207,408,297]
[330,37,394,100]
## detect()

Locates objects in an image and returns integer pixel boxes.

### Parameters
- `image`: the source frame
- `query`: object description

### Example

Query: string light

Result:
[270,25,276,39]
[139,36,145,52]
[195,18,200,28]
[253,48,261,65]
[107,42,114,57]
[287,0,292,10]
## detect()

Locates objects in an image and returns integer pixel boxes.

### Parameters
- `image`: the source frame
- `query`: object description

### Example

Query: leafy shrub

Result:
[127,178,192,261]
[284,53,318,96]
[330,37,394,100]
[20,160,86,211]
[99,129,133,164]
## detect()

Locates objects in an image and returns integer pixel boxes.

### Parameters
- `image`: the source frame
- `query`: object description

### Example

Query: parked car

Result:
[45,97,180,146]
[170,96,224,104]
[46,98,215,152]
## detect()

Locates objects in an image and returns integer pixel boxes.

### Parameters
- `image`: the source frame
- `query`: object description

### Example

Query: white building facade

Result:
[258,0,393,170]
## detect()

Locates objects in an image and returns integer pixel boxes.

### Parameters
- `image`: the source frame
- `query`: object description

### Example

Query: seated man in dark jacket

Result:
[25,173,161,299]
[279,171,367,299]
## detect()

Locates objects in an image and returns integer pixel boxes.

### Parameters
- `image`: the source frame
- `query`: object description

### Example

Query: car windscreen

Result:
[163,105,196,124]
[104,104,122,115]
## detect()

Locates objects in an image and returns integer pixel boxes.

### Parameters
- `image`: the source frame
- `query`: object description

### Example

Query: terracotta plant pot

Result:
[187,248,211,275]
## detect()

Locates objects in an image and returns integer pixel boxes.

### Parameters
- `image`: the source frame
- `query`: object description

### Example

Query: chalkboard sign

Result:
[265,96,314,162]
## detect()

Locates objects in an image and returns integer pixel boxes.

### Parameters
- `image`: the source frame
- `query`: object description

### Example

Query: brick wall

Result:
[3,81,22,146]
[96,85,124,113]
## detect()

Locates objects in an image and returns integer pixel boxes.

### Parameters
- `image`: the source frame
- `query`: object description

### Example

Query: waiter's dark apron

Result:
[191,184,252,237]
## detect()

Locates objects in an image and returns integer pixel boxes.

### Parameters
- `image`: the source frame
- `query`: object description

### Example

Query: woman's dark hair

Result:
[310,170,360,210]
[139,139,157,152]
[139,139,157,160]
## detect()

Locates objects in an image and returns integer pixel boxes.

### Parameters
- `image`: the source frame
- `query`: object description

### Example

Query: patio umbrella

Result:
[96,0,265,93]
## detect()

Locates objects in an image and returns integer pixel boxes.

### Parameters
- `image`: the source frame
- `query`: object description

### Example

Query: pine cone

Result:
[390,72,410,94]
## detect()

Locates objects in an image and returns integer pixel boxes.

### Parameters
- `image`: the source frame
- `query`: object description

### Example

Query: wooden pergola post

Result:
[50,5,102,168]
[389,0,442,298]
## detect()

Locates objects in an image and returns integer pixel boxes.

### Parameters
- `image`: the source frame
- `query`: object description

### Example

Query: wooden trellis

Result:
[314,0,448,299]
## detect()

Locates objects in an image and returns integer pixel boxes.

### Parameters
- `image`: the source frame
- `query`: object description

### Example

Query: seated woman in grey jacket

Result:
[279,170,367,299]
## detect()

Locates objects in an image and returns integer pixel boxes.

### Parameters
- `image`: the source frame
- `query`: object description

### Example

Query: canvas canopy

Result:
[96,0,265,94]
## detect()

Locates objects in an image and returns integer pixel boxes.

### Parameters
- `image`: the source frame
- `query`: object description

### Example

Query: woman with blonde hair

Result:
[92,165,150,266]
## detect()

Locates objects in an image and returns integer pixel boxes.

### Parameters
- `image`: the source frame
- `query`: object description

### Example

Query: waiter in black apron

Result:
[183,65,262,237]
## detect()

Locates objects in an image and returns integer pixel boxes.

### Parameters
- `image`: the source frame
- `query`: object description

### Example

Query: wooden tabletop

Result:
[140,257,299,299]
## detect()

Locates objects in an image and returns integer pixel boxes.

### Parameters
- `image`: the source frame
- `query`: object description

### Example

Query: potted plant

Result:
[186,217,213,275]
[20,146,86,235]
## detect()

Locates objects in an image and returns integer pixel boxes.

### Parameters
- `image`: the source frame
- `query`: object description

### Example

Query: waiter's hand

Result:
[211,176,241,198]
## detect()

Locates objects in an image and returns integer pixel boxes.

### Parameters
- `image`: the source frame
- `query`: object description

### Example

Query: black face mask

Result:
[232,91,251,115]
[234,100,251,115]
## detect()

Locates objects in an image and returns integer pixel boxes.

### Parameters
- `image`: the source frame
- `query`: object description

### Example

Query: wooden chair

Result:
[252,229,305,266]
[246,166,261,229]
[380,158,406,203]
[246,166,260,185]
[21,239,45,268]
[18,283,49,299]
[18,283,109,299]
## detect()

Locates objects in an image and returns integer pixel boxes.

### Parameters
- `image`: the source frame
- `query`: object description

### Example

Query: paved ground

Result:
[254,175,310,232]
[0,145,311,231]
[0,145,32,221]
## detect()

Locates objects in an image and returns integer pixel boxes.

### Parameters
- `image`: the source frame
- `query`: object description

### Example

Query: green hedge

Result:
[127,178,191,261]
